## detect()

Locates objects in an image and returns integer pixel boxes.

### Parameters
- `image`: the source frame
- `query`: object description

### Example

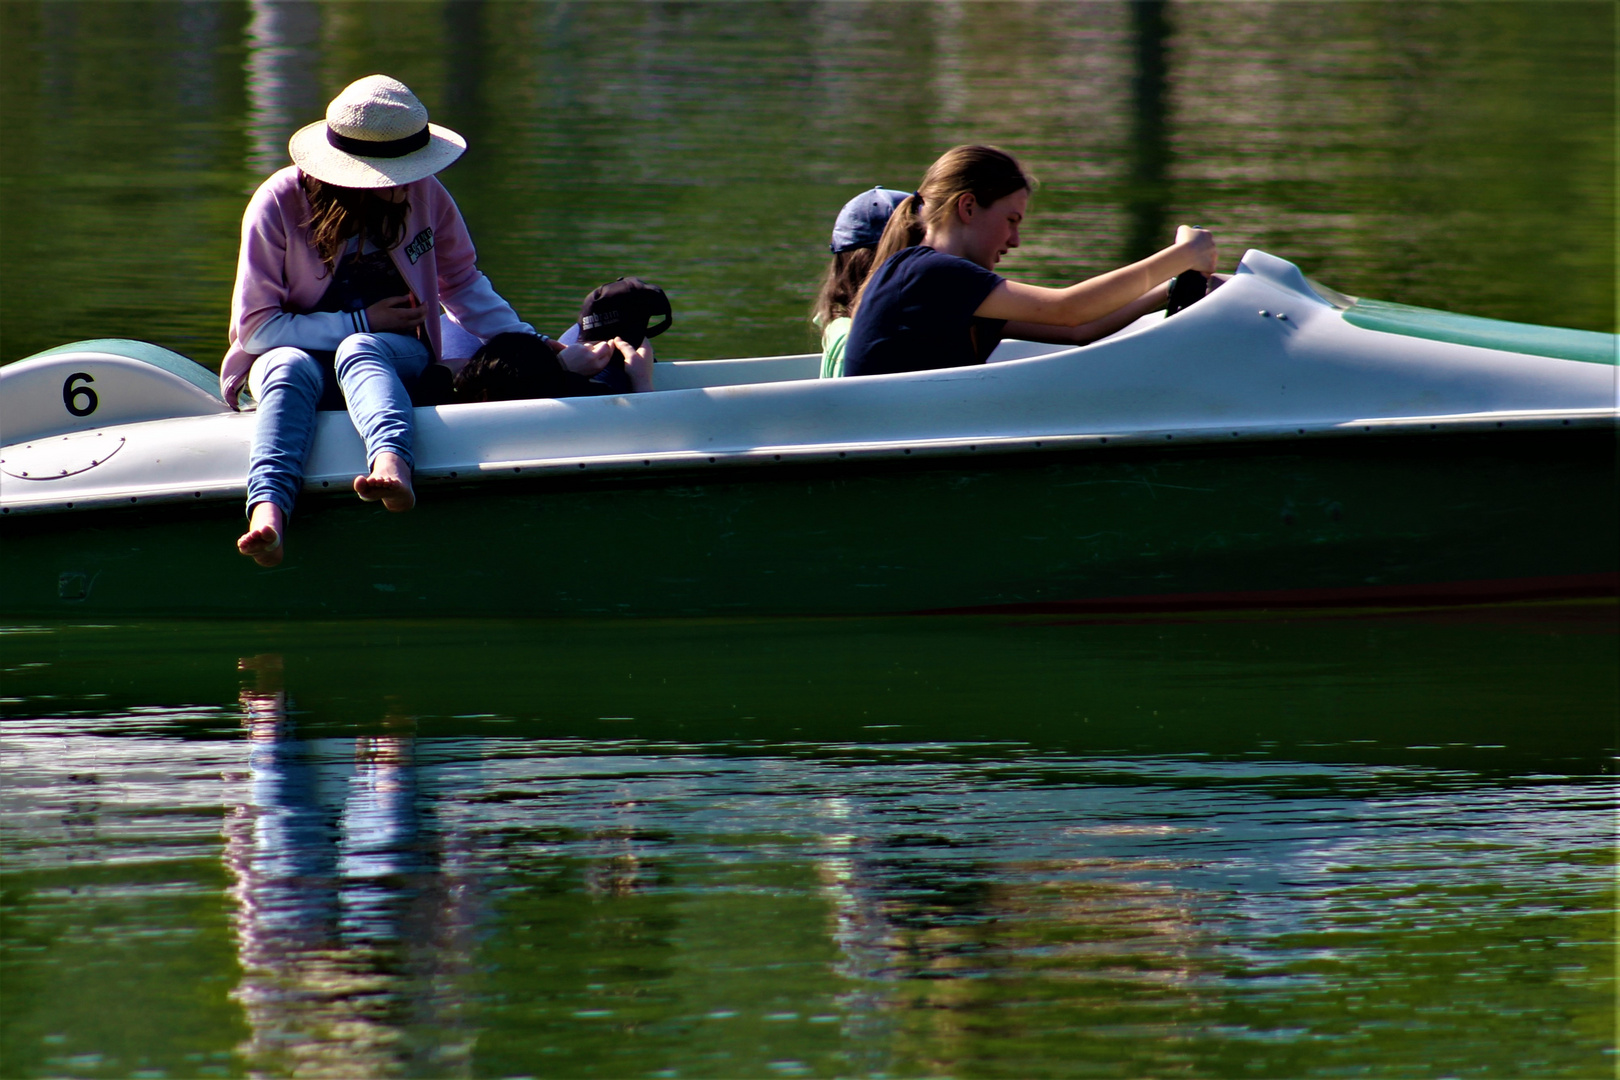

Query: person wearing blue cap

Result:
[811,186,910,378]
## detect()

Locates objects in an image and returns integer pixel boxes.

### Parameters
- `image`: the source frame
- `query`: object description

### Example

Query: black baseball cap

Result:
[577,277,673,348]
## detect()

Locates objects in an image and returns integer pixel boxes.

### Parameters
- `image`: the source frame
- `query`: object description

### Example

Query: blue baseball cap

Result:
[829,186,910,253]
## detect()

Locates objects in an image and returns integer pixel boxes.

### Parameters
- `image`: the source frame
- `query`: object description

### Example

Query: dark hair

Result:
[300,171,411,273]
[854,145,1035,313]
[453,333,601,402]
[811,247,878,327]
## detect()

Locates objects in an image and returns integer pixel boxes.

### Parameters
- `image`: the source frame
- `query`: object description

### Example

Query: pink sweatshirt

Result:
[220,166,530,404]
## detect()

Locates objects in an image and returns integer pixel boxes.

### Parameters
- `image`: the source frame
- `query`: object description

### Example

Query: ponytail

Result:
[850,145,1034,315]
[852,194,926,313]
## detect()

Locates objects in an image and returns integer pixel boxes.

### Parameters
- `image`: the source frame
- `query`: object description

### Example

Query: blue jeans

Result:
[246,333,432,516]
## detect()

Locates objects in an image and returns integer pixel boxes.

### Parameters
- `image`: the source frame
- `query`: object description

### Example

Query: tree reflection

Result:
[1125,0,1171,262]
[242,0,323,177]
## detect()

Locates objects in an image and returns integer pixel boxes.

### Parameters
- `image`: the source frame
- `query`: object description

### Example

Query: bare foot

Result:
[237,501,286,567]
[353,451,415,512]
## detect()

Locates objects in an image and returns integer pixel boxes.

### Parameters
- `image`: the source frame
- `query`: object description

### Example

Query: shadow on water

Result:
[3,604,1614,773]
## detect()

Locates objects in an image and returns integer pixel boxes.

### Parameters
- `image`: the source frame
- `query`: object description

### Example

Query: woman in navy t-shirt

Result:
[842,145,1218,378]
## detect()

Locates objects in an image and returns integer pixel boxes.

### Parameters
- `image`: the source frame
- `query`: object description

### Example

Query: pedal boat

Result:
[1,250,1614,618]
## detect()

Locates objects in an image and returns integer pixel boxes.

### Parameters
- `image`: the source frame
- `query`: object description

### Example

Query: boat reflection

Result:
[171,604,1612,1075]
[218,653,1232,1071]
[809,795,1218,1058]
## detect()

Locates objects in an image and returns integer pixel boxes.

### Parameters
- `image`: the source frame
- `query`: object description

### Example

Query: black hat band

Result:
[326,124,432,159]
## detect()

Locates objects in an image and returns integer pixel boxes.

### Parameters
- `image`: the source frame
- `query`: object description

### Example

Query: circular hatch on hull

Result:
[1,431,126,480]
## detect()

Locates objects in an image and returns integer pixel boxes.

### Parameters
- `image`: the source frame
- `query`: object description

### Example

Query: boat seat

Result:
[0,339,230,446]
[987,338,1082,362]
[650,342,1077,391]
[654,352,821,391]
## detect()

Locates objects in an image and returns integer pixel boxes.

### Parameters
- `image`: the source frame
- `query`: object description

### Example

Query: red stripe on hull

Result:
[917,572,1620,616]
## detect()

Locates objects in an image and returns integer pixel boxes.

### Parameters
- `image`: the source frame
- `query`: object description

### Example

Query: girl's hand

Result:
[613,337,656,393]
[556,339,614,376]
[366,295,427,333]
[1175,226,1218,276]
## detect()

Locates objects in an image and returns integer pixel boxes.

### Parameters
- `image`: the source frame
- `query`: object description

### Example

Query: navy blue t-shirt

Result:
[843,246,1006,377]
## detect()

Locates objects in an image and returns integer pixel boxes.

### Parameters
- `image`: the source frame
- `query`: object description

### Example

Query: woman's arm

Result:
[231,184,296,350]
[242,309,372,354]
[977,227,1215,326]
[1003,280,1171,347]
[222,178,298,406]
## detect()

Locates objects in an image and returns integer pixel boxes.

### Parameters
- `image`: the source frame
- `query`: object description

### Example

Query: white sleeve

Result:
[243,308,370,354]
[440,272,533,341]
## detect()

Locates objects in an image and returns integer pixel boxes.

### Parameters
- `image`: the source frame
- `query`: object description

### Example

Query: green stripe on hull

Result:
[1344,299,1617,365]
[1,430,1613,619]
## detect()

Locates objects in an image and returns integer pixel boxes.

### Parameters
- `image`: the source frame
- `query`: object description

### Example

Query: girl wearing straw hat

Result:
[225,74,615,566]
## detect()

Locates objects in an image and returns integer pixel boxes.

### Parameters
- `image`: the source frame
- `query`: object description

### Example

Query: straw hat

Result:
[288,75,465,189]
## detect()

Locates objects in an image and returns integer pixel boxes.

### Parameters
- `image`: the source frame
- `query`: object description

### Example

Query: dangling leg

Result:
[334,332,432,512]
[353,452,414,511]
[239,501,287,566]
[239,349,324,566]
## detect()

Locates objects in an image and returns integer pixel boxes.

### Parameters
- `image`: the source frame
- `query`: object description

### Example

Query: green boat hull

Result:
[2,429,1614,619]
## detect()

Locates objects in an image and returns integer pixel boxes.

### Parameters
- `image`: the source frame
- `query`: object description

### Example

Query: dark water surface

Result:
[2,3,1616,1077]
[1,608,1616,1078]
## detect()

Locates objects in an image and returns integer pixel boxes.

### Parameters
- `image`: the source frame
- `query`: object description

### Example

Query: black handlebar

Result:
[1166,270,1208,317]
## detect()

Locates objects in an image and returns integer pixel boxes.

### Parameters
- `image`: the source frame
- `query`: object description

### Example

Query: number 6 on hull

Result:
[62,372,98,417]
[1,340,230,445]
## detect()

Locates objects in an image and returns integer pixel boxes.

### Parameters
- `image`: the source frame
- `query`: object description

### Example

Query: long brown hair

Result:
[300,172,411,273]
[811,247,878,327]
[853,145,1034,312]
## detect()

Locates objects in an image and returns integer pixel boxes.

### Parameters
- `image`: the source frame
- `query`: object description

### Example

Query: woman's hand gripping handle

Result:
[1174,225,1218,277]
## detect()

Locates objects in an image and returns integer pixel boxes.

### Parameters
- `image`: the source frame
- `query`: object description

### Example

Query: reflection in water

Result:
[224,655,473,1078]
[813,794,1211,991]
[3,1,1609,366]
[1125,0,1171,261]
[219,655,1238,1075]
[807,786,1219,1071]
[243,0,323,176]
[1,611,1612,1076]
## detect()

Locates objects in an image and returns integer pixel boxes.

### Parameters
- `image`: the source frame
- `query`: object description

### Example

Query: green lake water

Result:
[2,609,1616,1078]
[1,2,1616,1077]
